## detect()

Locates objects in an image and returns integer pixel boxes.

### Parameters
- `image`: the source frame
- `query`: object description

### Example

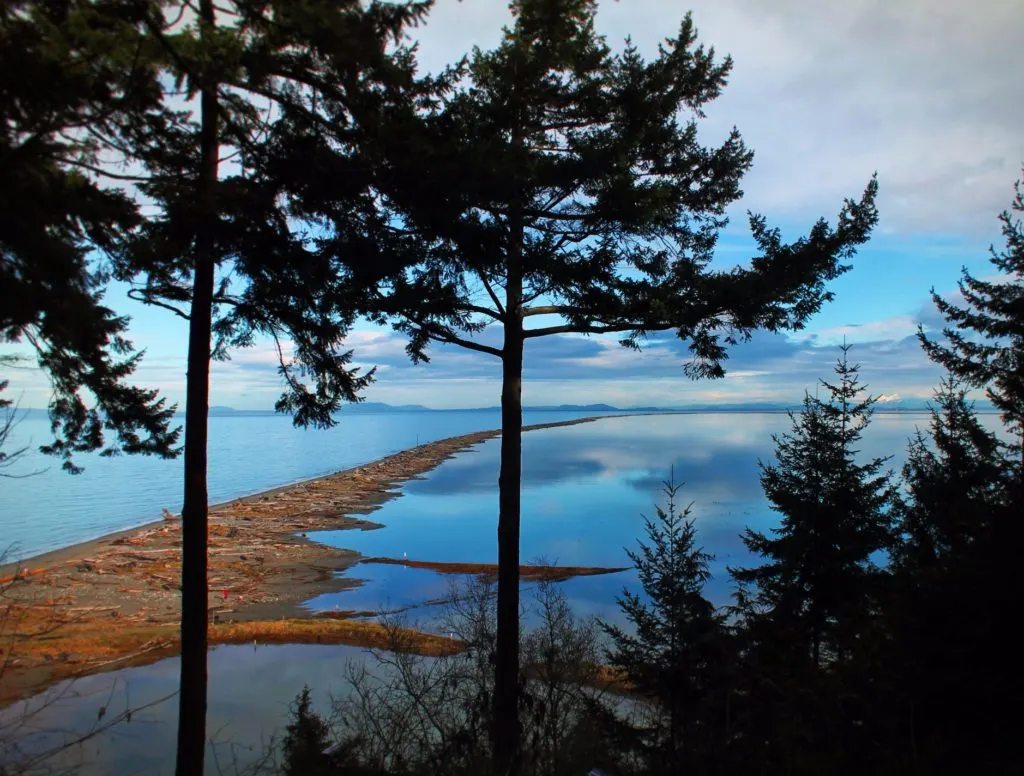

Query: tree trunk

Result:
[175,2,218,772]
[493,254,524,775]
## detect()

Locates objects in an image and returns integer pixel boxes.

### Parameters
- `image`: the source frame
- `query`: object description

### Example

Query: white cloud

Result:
[811,316,920,345]
[411,0,1023,235]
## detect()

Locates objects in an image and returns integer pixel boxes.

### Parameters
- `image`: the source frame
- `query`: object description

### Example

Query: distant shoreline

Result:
[17,406,985,418]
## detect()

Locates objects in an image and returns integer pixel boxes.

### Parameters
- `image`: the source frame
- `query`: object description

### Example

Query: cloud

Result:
[337,322,944,408]
[2,292,953,412]
[410,0,1023,236]
[13,0,1017,413]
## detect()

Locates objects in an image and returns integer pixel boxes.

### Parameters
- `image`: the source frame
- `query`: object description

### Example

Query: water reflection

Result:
[305,563,636,630]
[309,413,940,613]
[0,644,364,776]
[6,411,985,774]
[1,409,619,559]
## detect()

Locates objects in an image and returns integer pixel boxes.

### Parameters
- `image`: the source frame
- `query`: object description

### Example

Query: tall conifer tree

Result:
[732,345,895,668]
[897,376,1005,573]
[729,346,896,773]
[603,474,723,774]
[883,376,1008,772]
[284,3,880,768]
[918,169,1024,472]
[99,3,430,771]
[890,172,1024,772]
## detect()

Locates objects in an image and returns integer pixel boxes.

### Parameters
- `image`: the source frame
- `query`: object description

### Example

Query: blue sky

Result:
[8,0,1023,410]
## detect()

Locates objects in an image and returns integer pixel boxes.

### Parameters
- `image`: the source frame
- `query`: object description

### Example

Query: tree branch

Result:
[476,271,506,316]
[458,303,504,322]
[421,327,503,358]
[127,289,191,320]
[523,321,676,339]
[521,305,569,317]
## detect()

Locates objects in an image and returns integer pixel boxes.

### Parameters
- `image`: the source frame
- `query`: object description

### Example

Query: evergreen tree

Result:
[918,169,1024,471]
[602,473,723,774]
[95,3,429,772]
[732,345,895,668]
[286,2,880,766]
[882,377,1010,773]
[889,173,1024,772]
[281,686,333,776]
[896,376,1005,574]
[729,345,896,774]
[1,0,179,472]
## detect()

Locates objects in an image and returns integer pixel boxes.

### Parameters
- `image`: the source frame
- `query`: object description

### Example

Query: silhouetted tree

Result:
[730,345,896,773]
[602,473,723,775]
[918,169,1024,472]
[897,376,1006,573]
[1,0,179,473]
[100,3,429,772]
[886,173,1024,772]
[733,345,895,667]
[281,686,333,776]
[880,376,1009,773]
[288,2,879,767]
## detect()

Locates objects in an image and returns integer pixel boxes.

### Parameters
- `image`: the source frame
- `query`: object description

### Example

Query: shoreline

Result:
[4,414,624,571]
[0,414,627,703]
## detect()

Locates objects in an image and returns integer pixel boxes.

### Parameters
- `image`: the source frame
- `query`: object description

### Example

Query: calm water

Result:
[307,412,944,617]
[0,644,364,776]
[3,411,1000,775]
[0,410,616,560]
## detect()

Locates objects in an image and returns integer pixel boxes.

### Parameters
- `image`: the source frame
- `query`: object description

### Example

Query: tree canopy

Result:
[1,0,179,472]
[271,2,880,770]
[918,169,1024,468]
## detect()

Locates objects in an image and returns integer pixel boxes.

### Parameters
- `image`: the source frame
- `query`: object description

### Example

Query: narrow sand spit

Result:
[0,415,629,704]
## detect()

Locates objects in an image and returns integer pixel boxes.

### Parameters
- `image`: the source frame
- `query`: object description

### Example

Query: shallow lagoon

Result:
[3,411,951,774]
[308,412,935,613]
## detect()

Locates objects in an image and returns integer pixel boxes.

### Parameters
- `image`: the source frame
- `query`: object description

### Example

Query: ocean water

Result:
[3,410,1009,775]
[306,411,947,618]
[0,409,616,561]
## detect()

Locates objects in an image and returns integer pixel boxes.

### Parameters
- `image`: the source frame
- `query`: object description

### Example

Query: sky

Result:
[7,0,1024,410]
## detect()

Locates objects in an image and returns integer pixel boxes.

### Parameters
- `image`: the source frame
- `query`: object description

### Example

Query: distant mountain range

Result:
[22,399,997,419]
[208,399,995,415]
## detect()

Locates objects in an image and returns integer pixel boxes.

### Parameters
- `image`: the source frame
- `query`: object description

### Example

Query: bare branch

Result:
[523,322,676,339]
[419,326,503,358]
[128,289,191,320]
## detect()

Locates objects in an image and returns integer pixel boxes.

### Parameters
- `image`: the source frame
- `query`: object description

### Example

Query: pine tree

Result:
[731,344,895,668]
[281,686,333,776]
[887,173,1024,771]
[728,346,897,773]
[881,376,1010,773]
[93,4,429,772]
[285,2,880,766]
[1,0,179,473]
[602,473,722,774]
[896,376,1005,574]
[918,169,1024,472]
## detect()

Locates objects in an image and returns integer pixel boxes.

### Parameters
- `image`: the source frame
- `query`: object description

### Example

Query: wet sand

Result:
[0,415,626,704]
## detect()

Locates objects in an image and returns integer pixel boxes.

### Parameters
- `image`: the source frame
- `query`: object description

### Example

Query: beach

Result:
[0,416,625,705]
